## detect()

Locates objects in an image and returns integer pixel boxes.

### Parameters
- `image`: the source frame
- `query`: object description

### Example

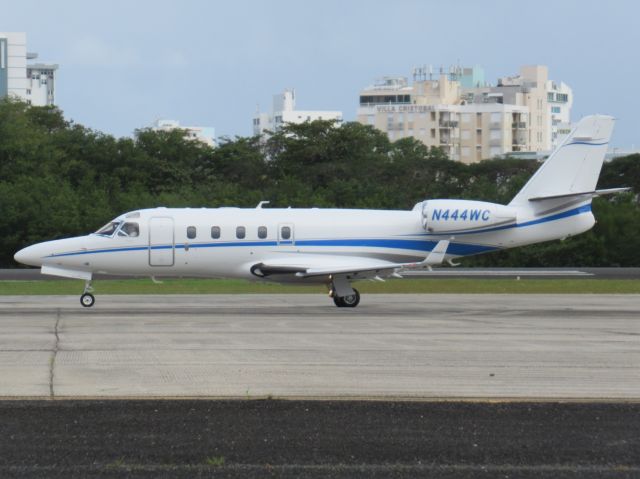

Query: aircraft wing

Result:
[250,241,451,280]
[250,255,402,280]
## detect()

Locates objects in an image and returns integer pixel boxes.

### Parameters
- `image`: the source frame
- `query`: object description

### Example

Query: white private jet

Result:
[14,115,627,308]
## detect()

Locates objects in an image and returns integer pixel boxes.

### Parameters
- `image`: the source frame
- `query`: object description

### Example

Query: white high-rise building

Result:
[0,32,58,106]
[253,89,342,136]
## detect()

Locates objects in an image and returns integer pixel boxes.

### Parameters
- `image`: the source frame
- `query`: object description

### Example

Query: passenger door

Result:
[148,217,175,266]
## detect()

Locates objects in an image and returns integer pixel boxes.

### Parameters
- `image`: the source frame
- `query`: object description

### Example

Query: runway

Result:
[0,294,638,399]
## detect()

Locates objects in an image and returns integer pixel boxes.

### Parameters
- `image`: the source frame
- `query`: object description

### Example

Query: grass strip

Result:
[1,278,640,295]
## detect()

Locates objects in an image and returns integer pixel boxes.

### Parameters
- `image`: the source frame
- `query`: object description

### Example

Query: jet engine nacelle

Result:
[419,199,517,233]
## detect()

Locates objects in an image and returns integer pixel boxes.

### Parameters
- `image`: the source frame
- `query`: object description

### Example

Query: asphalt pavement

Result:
[0,400,638,478]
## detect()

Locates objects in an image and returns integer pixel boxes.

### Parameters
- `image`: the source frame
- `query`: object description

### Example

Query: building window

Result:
[258,226,267,239]
[280,226,291,240]
[461,113,471,123]
[461,146,470,157]
[461,130,470,140]
[187,226,197,239]
[211,226,221,239]
[236,226,246,239]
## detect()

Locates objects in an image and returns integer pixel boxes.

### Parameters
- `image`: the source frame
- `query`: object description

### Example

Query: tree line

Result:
[1,98,638,267]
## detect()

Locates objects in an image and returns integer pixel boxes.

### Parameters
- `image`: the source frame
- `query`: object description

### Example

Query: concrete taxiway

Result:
[0,294,638,399]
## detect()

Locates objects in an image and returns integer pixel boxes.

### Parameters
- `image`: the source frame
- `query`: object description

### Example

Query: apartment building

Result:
[357,65,572,163]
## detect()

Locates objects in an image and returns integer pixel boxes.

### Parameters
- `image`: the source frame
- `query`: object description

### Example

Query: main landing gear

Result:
[80,281,95,308]
[333,289,360,308]
[329,275,360,308]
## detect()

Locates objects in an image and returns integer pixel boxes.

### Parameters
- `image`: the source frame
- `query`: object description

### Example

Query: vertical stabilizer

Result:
[509,115,614,207]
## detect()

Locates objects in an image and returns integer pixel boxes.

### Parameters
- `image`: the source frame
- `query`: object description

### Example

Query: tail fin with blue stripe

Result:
[509,115,615,207]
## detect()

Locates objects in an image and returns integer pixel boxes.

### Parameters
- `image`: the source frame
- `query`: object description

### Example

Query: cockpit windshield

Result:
[118,222,140,237]
[94,221,122,237]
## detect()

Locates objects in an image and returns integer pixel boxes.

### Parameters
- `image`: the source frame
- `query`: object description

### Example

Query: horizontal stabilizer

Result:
[528,187,630,202]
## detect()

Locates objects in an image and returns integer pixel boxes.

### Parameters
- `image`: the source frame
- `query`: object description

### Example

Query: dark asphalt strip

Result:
[0,400,638,478]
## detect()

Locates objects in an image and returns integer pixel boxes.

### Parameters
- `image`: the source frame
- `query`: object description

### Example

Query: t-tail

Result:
[509,115,626,209]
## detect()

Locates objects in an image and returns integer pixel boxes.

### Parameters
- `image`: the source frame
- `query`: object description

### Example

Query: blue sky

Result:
[4,0,639,147]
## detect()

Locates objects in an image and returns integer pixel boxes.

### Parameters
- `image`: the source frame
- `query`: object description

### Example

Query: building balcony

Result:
[439,121,459,128]
[490,121,501,129]
[439,137,453,145]
[489,138,503,146]
[512,122,527,129]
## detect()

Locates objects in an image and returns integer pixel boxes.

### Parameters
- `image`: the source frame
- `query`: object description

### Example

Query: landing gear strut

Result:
[80,281,95,308]
[332,289,360,308]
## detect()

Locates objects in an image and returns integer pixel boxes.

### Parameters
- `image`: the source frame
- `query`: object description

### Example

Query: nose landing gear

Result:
[80,281,95,308]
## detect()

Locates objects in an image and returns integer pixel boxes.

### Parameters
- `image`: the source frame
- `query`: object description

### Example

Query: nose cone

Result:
[14,245,44,267]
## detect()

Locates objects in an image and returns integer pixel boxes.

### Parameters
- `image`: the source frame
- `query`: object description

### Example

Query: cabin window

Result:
[258,226,267,239]
[211,226,221,239]
[187,226,197,239]
[119,222,139,237]
[281,226,291,240]
[236,226,246,239]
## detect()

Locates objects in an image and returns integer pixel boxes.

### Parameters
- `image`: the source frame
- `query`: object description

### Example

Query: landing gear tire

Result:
[80,293,95,308]
[333,289,360,308]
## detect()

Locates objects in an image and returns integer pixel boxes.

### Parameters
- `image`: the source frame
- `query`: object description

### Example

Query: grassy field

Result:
[1,278,640,295]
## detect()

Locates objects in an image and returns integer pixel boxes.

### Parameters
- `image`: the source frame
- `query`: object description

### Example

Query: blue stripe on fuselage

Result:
[46,204,590,259]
